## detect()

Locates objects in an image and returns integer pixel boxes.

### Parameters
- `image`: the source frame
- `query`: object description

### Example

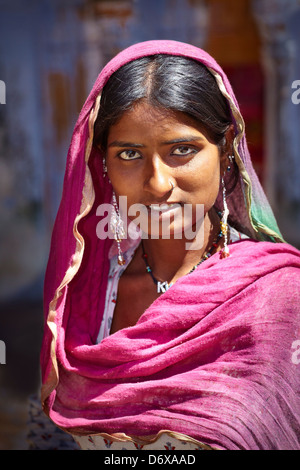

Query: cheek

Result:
[108,168,141,214]
[180,154,221,204]
[107,162,132,194]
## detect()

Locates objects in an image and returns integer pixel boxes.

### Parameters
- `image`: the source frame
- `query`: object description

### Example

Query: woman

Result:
[40,40,300,450]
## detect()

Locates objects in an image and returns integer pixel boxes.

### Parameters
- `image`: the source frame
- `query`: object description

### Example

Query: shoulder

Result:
[229,239,300,288]
[227,239,300,265]
[227,240,300,319]
[195,239,300,311]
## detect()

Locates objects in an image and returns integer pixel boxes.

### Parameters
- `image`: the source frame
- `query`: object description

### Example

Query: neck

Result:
[140,207,223,284]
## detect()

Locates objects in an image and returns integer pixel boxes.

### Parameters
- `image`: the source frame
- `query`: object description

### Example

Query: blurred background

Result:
[0,0,299,450]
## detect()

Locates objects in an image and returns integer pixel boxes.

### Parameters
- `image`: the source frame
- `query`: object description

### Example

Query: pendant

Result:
[157,281,173,294]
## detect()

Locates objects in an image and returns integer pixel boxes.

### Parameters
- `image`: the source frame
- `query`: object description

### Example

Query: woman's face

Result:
[105,100,227,238]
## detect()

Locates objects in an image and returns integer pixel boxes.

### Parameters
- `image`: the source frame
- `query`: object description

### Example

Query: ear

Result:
[220,124,235,175]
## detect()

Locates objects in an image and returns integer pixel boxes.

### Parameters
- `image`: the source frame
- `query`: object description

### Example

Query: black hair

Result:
[93,54,233,151]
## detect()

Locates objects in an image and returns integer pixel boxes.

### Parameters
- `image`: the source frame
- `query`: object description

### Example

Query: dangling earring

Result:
[103,157,108,178]
[227,154,235,172]
[110,192,126,265]
[220,177,230,259]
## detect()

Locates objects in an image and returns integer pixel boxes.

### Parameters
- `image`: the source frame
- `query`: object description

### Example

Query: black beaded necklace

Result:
[141,229,223,294]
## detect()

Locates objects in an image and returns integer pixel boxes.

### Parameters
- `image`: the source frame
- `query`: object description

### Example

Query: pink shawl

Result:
[41,41,300,450]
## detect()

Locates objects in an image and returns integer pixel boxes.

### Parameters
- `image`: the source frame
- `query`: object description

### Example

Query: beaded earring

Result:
[227,154,235,172]
[110,192,126,265]
[220,176,230,259]
[103,157,108,178]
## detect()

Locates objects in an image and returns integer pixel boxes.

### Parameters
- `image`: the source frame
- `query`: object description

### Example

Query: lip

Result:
[147,202,182,218]
[147,202,182,213]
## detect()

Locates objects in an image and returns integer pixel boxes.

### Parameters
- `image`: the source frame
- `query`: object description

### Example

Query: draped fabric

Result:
[40,40,300,450]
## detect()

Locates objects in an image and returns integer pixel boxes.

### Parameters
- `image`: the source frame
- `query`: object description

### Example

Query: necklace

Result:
[141,229,223,294]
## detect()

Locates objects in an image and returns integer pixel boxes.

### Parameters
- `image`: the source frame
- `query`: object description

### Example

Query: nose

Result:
[144,155,174,198]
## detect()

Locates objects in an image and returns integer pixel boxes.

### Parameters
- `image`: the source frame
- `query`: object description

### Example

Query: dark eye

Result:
[172,146,197,156]
[118,150,141,160]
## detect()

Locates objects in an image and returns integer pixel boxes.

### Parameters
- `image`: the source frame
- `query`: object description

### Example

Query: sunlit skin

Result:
[105,100,233,333]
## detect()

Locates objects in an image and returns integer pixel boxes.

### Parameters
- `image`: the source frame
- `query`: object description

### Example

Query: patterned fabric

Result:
[27,395,79,450]
[27,395,211,450]
[72,433,212,451]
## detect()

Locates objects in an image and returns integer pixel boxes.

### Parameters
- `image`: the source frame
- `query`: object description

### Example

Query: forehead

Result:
[107,101,207,142]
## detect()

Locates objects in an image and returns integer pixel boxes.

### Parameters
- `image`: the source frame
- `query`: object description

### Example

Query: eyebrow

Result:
[108,136,205,148]
[161,136,205,145]
[108,141,145,148]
